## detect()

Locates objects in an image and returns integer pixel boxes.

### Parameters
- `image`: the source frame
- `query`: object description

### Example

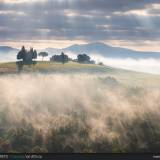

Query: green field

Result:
[0,61,159,88]
[0,61,107,73]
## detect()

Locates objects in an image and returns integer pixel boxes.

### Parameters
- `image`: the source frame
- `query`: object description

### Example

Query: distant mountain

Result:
[0,46,18,53]
[44,42,160,59]
[42,47,59,54]
[1,43,160,61]
[0,46,19,62]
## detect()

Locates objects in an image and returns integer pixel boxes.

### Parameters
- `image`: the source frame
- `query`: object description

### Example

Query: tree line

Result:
[16,46,95,71]
[16,46,96,71]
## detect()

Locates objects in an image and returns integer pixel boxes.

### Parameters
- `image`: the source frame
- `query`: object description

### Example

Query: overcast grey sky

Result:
[0,0,160,50]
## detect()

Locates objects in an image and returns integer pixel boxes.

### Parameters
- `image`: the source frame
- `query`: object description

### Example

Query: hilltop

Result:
[0,61,160,88]
[0,61,110,74]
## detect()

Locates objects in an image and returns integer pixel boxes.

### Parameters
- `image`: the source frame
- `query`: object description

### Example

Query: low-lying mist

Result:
[0,51,17,62]
[92,54,160,75]
[0,73,160,152]
[1,51,160,75]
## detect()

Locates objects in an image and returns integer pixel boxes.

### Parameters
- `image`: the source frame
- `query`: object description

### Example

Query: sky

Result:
[0,0,160,51]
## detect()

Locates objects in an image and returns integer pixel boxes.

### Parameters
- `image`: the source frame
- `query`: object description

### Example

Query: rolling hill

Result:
[0,61,160,88]
[0,46,18,53]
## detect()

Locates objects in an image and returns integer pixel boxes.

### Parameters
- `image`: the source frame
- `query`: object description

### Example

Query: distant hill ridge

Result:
[44,42,160,59]
[0,46,18,53]
[1,43,160,59]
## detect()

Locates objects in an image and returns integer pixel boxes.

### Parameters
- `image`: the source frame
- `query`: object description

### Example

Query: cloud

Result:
[0,0,160,50]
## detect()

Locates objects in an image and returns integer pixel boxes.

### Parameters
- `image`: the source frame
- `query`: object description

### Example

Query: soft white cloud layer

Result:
[93,54,160,74]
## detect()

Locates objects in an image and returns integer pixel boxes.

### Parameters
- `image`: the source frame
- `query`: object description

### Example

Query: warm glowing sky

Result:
[0,0,160,51]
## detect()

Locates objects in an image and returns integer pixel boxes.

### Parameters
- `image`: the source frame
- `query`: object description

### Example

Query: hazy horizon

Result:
[1,42,160,53]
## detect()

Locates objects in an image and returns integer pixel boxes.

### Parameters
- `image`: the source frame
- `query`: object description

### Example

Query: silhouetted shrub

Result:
[50,52,69,64]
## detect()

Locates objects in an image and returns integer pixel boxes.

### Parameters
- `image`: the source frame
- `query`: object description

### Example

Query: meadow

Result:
[0,62,159,153]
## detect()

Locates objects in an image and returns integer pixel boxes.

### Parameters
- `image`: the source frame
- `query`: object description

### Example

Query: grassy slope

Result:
[0,61,113,73]
[0,61,160,87]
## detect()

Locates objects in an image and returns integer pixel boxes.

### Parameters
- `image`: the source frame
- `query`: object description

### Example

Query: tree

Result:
[26,48,34,65]
[50,52,69,64]
[77,54,91,63]
[61,52,65,64]
[16,46,38,72]
[17,46,26,61]
[38,52,48,61]
[61,52,68,64]
[17,46,37,64]
[16,46,26,71]
[32,50,37,59]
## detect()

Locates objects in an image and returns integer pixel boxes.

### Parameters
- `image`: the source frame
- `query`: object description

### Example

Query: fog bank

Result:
[0,73,160,150]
